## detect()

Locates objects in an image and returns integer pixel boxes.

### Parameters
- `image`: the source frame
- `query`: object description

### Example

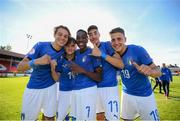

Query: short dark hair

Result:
[87,25,98,33]
[109,27,125,36]
[76,29,88,37]
[54,25,71,36]
[65,37,76,46]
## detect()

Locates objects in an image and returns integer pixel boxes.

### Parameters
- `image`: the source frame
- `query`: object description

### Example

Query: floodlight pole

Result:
[26,34,32,51]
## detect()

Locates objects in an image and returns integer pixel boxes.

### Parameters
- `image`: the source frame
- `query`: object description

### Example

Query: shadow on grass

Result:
[168,95,180,101]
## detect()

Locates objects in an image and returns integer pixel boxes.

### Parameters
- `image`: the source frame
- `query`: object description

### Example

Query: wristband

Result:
[28,59,36,68]
[101,52,107,59]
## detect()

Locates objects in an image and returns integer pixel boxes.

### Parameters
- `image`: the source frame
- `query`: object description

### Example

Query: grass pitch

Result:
[0,76,180,120]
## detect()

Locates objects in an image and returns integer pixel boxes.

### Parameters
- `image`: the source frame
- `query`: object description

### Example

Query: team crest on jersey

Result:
[28,48,35,55]
[62,64,68,68]
[127,57,132,65]
[60,55,64,59]
[82,56,87,63]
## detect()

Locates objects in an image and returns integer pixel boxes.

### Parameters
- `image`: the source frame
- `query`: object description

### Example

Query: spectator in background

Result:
[153,65,162,93]
[160,63,173,98]
[153,77,162,93]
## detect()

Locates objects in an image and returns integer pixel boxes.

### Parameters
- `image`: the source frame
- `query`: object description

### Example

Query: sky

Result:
[0,0,180,66]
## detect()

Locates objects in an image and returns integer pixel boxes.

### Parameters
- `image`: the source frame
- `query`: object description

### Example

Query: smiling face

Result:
[65,41,76,55]
[110,32,126,54]
[54,28,70,47]
[76,30,88,50]
[88,29,100,46]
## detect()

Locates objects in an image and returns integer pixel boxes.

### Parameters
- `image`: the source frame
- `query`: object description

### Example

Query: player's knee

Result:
[122,118,134,121]
[96,112,106,121]
[21,112,38,121]
[43,115,55,121]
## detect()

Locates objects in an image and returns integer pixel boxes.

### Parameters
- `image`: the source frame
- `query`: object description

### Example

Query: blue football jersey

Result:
[160,67,172,82]
[119,45,153,96]
[73,47,102,90]
[97,41,118,87]
[26,42,64,89]
[56,55,75,91]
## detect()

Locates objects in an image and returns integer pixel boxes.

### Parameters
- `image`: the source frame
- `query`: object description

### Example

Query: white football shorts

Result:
[73,86,97,121]
[121,91,160,121]
[96,86,120,120]
[21,84,57,120]
[57,90,74,121]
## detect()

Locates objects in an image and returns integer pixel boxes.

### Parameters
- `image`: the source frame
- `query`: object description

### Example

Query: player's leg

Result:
[57,90,72,120]
[21,88,43,120]
[96,91,105,121]
[96,112,105,121]
[167,82,170,97]
[43,114,54,121]
[76,86,97,121]
[99,86,120,120]
[42,84,57,121]
[138,93,160,121]
[158,81,162,93]
[153,81,158,91]
[69,90,76,120]
[162,81,166,95]
[164,81,168,97]
[121,91,139,120]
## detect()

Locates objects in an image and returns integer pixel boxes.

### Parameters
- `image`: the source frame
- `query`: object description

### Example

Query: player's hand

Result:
[113,52,121,59]
[70,62,86,74]
[35,54,51,65]
[50,59,57,71]
[132,61,153,76]
[90,43,101,57]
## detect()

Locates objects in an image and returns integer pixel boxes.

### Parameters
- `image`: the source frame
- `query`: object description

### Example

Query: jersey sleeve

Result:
[26,42,41,60]
[105,41,115,56]
[136,46,153,65]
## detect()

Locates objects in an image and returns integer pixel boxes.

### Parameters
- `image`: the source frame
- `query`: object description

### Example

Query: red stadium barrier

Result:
[0,60,18,73]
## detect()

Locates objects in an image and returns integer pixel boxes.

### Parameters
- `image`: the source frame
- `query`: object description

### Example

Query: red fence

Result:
[0,60,18,73]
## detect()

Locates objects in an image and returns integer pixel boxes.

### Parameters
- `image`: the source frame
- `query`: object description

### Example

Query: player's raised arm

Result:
[91,43,124,69]
[132,61,162,78]
[17,54,51,72]
[50,59,60,81]
[17,57,31,72]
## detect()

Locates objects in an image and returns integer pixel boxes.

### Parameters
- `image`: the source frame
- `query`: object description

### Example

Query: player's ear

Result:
[125,37,127,43]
